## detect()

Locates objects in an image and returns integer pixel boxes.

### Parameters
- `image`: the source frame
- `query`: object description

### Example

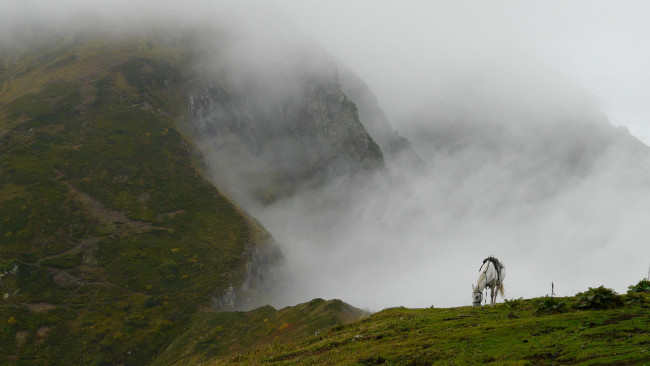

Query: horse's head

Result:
[472,284,482,306]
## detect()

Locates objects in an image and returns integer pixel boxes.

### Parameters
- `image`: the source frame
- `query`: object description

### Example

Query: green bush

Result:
[624,293,646,305]
[534,296,568,315]
[143,296,159,309]
[575,286,623,310]
[627,278,650,294]
[504,297,526,310]
[358,355,387,365]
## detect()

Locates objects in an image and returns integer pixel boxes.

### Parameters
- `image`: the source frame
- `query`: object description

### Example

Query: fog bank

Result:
[255,85,650,309]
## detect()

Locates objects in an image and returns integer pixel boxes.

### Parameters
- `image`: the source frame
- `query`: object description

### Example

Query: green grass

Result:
[5,81,81,126]
[208,292,650,365]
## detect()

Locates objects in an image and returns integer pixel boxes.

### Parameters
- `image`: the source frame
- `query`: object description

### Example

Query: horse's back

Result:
[481,259,505,285]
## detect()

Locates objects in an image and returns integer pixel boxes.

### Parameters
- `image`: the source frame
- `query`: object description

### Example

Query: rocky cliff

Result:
[339,65,425,173]
[183,44,385,206]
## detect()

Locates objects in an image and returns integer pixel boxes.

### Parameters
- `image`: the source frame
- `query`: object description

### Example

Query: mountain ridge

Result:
[183,44,387,207]
[0,27,389,364]
[0,32,282,364]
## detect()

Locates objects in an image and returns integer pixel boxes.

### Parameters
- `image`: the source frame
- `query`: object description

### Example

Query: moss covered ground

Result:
[208,291,650,365]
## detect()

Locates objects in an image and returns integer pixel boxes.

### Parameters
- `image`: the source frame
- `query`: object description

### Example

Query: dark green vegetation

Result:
[533,296,569,315]
[576,286,624,310]
[628,278,650,294]
[209,289,650,365]
[0,33,277,364]
[153,298,368,366]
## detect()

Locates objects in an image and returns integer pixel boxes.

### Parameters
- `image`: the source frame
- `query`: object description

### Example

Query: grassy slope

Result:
[153,298,369,366]
[0,33,268,365]
[209,292,650,365]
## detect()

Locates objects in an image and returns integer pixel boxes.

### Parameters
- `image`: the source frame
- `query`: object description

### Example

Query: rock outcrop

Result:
[184,46,385,206]
[339,66,425,173]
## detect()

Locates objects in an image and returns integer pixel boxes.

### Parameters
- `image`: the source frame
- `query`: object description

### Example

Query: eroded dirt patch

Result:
[25,302,57,313]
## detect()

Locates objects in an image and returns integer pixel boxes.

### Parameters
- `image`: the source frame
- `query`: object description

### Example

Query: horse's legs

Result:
[489,287,496,306]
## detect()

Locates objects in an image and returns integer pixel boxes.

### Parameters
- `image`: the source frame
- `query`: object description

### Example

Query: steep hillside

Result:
[0,25,393,364]
[210,286,650,365]
[0,32,282,365]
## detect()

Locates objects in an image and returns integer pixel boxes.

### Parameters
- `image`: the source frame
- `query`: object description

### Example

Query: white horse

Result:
[472,257,506,306]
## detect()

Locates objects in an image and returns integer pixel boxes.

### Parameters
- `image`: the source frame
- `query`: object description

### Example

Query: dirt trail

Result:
[53,169,154,230]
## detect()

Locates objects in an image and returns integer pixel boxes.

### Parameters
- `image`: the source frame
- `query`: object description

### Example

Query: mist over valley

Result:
[1,2,649,364]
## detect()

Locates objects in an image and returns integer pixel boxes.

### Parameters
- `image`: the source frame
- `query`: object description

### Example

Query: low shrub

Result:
[504,297,526,310]
[575,286,623,310]
[143,296,159,308]
[534,296,568,315]
[624,293,646,305]
[627,279,650,294]
[358,355,387,365]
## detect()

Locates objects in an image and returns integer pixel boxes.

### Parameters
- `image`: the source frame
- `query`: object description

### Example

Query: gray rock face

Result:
[185,47,385,205]
[339,66,425,173]
[213,237,285,311]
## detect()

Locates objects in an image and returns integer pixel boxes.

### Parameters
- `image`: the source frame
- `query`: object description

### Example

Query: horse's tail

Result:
[499,283,505,298]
